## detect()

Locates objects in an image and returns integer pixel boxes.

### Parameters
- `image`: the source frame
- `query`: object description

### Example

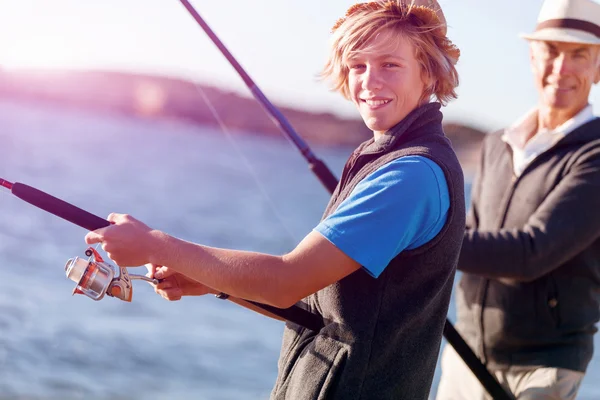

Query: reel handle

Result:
[129,274,160,285]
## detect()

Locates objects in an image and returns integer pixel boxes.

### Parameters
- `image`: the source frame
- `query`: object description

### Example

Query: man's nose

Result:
[362,67,384,91]
[552,53,571,75]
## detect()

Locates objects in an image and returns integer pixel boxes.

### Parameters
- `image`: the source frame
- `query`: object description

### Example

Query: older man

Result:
[436,0,600,399]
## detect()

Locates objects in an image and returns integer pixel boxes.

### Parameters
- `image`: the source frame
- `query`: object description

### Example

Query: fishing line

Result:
[192,83,299,246]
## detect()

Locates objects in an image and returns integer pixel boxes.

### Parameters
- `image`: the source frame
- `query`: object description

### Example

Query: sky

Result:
[1,0,600,132]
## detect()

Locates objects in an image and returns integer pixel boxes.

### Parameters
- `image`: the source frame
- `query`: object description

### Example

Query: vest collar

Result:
[360,102,443,155]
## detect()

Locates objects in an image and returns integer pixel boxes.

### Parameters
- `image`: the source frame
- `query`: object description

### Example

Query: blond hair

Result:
[322,1,460,105]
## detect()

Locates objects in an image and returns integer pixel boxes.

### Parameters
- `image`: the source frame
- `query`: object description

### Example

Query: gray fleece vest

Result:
[271,103,466,400]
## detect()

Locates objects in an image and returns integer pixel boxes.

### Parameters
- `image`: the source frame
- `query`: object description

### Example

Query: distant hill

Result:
[443,123,486,176]
[0,68,485,173]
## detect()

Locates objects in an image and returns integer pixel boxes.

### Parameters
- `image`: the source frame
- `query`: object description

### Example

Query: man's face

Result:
[346,29,427,136]
[530,40,600,116]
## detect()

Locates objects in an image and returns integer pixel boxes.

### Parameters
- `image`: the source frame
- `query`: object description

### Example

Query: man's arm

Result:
[145,157,447,306]
[149,229,361,309]
[86,157,447,310]
[459,147,600,281]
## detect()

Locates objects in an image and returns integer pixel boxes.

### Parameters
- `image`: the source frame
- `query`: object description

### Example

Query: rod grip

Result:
[247,300,325,332]
[11,183,110,231]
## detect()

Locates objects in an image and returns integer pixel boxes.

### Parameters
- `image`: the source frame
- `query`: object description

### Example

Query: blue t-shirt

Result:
[314,155,450,278]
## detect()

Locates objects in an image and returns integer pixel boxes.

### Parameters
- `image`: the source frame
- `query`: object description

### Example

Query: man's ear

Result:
[529,43,537,74]
[594,50,600,84]
[419,71,434,104]
[422,71,433,90]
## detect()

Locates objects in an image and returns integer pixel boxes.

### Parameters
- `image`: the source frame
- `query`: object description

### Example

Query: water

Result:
[0,99,598,399]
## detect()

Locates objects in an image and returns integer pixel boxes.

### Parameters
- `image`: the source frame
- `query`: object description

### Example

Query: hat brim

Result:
[520,28,600,45]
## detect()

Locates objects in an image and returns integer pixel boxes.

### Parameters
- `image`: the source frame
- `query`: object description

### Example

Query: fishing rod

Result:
[176,2,515,399]
[177,0,338,194]
[0,177,324,330]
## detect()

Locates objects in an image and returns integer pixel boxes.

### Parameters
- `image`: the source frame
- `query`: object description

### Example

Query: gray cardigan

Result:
[456,118,600,372]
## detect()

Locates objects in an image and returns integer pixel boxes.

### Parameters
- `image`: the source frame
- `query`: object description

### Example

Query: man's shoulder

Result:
[480,129,506,152]
[570,117,600,145]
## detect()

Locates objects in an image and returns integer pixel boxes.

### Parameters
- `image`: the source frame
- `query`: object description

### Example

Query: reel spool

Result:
[65,247,157,302]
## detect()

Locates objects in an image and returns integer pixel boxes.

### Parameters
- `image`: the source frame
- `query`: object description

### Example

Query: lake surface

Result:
[0,99,597,399]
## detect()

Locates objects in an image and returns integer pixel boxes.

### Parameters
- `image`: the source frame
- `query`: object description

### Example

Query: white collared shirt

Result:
[501,105,596,176]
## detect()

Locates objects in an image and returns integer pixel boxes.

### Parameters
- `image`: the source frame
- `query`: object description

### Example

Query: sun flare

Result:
[3,36,81,70]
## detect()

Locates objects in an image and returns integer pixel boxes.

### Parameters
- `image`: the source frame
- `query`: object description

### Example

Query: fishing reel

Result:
[64,247,158,302]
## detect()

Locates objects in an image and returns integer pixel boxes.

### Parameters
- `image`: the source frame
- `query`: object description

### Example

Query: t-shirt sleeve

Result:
[314,156,449,278]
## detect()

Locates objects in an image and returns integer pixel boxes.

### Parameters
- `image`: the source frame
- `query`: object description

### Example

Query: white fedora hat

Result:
[521,0,600,45]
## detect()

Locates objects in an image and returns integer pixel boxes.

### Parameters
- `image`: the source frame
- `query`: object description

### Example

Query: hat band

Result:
[536,18,600,38]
